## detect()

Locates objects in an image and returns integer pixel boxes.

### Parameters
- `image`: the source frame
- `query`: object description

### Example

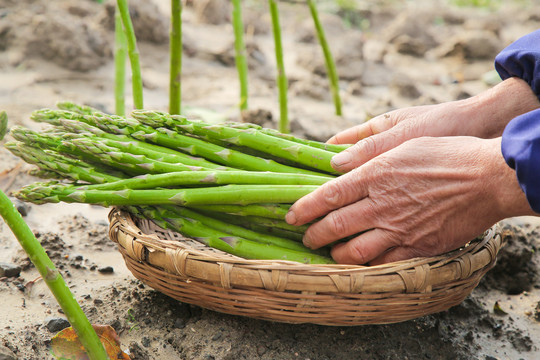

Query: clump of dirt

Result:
[13,232,71,271]
[57,214,113,251]
[481,222,539,294]
[0,0,111,71]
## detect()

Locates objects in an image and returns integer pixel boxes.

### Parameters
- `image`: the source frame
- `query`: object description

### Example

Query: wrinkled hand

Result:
[286,137,533,265]
[329,77,540,174]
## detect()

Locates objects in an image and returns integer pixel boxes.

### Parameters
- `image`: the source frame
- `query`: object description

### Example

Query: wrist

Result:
[463,78,540,138]
[484,137,537,219]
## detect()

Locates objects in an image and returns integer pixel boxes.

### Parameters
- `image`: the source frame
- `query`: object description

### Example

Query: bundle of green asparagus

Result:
[5,102,349,264]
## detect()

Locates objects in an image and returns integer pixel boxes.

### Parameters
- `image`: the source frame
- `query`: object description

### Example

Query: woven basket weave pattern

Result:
[108,208,502,326]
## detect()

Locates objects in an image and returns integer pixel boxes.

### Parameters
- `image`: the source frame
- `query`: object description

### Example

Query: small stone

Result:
[256,344,268,356]
[173,318,186,329]
[13,199,30,217]
[141,337,151,348]
[0,263,21,278]
[45,317,70,332]
[98,266,114,274]
[93,299,103,305]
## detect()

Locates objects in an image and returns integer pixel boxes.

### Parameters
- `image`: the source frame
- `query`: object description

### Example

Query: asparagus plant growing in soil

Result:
[307,0,342,116]
[268,0,289,133]
[0,190,110,359]
[114,2,127,116]
[232,0,249,111]
[116,0,143,109]
[169,0,182,115]
[0,111,7,140]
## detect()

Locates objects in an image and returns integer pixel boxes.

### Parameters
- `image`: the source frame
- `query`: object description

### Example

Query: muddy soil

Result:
[0,0,539,359]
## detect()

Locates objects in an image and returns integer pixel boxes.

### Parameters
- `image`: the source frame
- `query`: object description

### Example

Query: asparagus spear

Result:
[14,183,319,207]
[57,119,229,168]
[128,205,334,264]
[0,190,109,359]
[73,171,329,192]
[32,108,330,176]
[4,142,123,183]
[257,127,351,153]
[70,137,220,175]
[132,110,338,174]
[0,111,7,140]
[197,208,309,234]
[188,203,290,220]
[162,205,315,253]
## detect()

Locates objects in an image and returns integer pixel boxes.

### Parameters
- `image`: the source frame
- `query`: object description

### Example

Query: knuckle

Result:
[327,211,349,237]
[321,180,344,208]
[348,241,369,265]
[358,136,378,157]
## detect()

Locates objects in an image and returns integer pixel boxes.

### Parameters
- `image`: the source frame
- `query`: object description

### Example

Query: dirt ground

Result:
[1,0,539,359]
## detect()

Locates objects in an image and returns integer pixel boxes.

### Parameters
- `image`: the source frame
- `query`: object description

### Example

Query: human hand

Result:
[329,77,540,174]
[286,137,534,265]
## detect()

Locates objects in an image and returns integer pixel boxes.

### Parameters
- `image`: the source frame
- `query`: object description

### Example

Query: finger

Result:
[285,168,368,226]
[327,113,397,145]
[330,229,399,264]
[368,247,420,266]
[302,199,375,249]
[330,127,409,173]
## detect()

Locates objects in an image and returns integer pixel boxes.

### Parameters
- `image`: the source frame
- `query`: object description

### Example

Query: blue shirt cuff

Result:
[494,29,540,101]
[501,108,540,213]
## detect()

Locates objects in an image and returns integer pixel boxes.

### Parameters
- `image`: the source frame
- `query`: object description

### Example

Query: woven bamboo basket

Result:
[108,208,503,326]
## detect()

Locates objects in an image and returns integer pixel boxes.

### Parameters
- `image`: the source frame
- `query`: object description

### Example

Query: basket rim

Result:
[108,208,503,295]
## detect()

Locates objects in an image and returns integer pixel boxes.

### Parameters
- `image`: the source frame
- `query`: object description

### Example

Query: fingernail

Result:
[285,210,297,225]
[331,151,351,168]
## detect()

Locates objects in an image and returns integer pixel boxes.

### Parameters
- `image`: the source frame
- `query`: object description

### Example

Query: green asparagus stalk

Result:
[114,2,127,116]
[28,168,65,180]
[197,208,309,234]
[258,127,351,153]
[0,190,109,359]
[169,0,182,115]
[116,0,144,109]
[307,0,342,116]
[4,142,123,183]
[232,0,249,111]
[188,203,290,220]
[223,122,351,153]
[61,128,230,170]
[268,0,289,133]
[32,117,229,170]
[162,205,314,253]
[56,102,102,116]
[242,223,304,242]
[31,107,329,175]
[133,110,338,174]
[70,137,221,175]
[0,110,7,140]
[56,118,209,161]
[128,205,334,264]
[73,171,329,192]
[15,183,318,207]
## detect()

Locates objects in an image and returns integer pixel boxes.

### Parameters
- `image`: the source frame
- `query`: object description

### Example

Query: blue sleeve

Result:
[495,30,540,213]
[495,29,540,100]
[501,109,540,213]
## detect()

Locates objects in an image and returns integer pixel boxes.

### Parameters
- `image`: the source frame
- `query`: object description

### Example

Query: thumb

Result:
[330,128,406,173]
